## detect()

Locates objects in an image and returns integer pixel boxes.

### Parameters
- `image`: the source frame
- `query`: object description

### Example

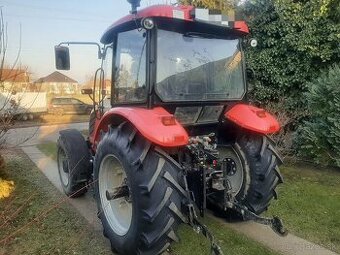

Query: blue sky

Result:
[2,0,170,83]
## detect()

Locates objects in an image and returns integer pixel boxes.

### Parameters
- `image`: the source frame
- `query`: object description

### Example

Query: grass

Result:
[12,114,89,129]
[37,143,58,161]
[171,217,278,255]
[36,130,88,161]
[0,149,112,255]
[37,141,340,253]
[267,164,340,252]
[36,141,280,255]
[40,114,89,124]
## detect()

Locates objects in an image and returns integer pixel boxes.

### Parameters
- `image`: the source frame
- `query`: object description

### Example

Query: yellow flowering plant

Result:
[0,178,15,199]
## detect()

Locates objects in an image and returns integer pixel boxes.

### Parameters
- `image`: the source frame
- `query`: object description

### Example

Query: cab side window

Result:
[114,29,147,103]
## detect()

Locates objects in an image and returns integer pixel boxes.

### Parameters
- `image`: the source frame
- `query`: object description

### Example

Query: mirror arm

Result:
[57,42,104,59]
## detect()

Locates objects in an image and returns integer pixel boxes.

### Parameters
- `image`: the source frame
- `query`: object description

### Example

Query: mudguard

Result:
[91,107,189,148]
[225,104,280,134]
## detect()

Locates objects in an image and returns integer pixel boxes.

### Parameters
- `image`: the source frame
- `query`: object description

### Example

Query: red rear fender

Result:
[225,104,280,134]
[91,107,189,148]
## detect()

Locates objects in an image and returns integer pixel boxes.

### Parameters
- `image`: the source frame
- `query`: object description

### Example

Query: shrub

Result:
[295,64,340,167]
[264,98,305,160]
[242,0,340,109]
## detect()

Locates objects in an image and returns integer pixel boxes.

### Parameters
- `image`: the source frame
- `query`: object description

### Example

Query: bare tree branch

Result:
[0,7,30,148]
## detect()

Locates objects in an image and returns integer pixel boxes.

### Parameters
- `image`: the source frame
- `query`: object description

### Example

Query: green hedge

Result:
[242,0,340,110]
[295,64,340,167]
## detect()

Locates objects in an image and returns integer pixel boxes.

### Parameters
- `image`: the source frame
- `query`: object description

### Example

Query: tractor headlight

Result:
[141,18,154,30]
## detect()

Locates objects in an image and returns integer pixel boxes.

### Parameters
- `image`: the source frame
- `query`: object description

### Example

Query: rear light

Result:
[174,135,185,143]
[213,160,217,167]
[161,116,176,126]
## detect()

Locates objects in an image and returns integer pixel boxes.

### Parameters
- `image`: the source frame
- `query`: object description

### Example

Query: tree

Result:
[178,0,235,12]
[240,0,340,157]
[0,8,22,152]
[295,64,340,167]
[242,0,340,109]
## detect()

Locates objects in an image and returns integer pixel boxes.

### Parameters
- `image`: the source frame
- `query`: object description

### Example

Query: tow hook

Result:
[223,160,288,237]
[232,203,288,237]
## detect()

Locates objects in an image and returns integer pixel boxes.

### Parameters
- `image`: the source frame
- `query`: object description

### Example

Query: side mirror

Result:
[81,88,93,95]
[55,46,70,70]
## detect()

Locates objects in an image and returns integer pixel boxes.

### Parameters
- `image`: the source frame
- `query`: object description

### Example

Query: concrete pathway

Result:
[6,122,87,147]
[213,217,338,255]
[21,145,102,232]
[9,124,339,255]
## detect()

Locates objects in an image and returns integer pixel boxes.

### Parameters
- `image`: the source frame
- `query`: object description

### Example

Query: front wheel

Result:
[57,129,91,197]
[94,123,188,255]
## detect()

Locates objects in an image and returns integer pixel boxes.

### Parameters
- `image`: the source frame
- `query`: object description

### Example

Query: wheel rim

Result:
[219,147,244,195]
[58,148,70,187]
[98,154,132,236]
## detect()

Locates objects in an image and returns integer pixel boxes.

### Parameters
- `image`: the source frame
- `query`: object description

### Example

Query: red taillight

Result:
[161,116,176,126]
[213,160,217,167]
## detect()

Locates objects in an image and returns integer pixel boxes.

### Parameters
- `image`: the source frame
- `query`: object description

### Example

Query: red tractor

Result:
[55,2,286,254]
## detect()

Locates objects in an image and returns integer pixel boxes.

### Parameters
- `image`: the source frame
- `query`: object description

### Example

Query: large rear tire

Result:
[94,123,188,255]
[237,134,283,214]
[211,133,283,215]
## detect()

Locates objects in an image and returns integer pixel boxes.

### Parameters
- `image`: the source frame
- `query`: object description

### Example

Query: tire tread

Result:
[94,123,187,255]
[238,133,283,214]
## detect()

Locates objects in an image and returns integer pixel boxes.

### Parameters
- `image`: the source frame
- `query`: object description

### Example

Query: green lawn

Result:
[36,141,280,255]
[13,114,89,129]
[171,218,278,255]
[37,143,58,161]
[0,150,112,255]
[267,164,340,252]
[37,141,340,253]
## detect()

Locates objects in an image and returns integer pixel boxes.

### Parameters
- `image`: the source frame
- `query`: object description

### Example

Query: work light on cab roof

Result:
[54,1,287,255]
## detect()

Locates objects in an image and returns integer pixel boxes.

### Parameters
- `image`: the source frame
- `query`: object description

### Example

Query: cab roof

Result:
[101,5,249,44]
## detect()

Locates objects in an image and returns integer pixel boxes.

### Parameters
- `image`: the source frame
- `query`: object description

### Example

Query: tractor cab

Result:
[101,5,249,126]
[55,5,252,131]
